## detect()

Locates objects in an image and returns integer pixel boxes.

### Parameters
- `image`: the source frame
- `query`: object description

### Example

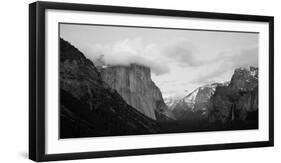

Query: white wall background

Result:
[0,0,279,162]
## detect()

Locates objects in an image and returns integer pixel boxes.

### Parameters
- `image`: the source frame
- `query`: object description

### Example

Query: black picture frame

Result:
[29,1,274,162]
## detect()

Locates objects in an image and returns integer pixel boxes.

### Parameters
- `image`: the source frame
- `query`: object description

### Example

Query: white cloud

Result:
[164,38,204,67]
[81,37,258,97]
[83,37,208,76]
[84,37,171,75]
[190,46,258,85]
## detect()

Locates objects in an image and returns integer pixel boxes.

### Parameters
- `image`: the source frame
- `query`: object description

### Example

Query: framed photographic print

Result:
[29,1,274,162]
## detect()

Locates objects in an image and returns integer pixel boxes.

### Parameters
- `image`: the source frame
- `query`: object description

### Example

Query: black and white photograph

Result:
[27,1,274,162]
[59,23,259,139]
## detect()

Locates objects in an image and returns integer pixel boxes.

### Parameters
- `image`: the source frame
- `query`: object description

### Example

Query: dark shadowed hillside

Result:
[59,38,161,138]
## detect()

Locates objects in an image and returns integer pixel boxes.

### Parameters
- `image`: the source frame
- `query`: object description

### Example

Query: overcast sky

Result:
[60,23,258,99]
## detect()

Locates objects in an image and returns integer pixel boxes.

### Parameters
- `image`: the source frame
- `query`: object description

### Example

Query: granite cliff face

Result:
[100,64,174,121]
[208,67,258,126]
[59,38,161,138]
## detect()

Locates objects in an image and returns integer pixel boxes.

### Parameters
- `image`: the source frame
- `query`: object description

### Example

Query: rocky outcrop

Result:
[208,67,258,126]
[100,64,174,121]
[59,38,161,138]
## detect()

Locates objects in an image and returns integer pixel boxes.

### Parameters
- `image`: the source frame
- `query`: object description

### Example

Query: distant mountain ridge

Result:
[183,82,229,111]
[164,96,181,111]
[171,82,229,121]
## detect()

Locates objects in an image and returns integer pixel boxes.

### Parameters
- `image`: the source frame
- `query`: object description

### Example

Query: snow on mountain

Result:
[164,96,181,111]
[182,82,227,111]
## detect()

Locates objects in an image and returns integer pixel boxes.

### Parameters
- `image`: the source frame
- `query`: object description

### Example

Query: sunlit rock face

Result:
[209,67,258,124]
[100,64,174,121]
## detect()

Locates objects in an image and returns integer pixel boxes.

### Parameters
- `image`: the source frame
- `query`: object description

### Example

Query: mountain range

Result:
[166,66,258,130]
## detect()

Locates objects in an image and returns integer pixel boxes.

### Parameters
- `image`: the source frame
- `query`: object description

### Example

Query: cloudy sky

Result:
[60,23,258,99]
